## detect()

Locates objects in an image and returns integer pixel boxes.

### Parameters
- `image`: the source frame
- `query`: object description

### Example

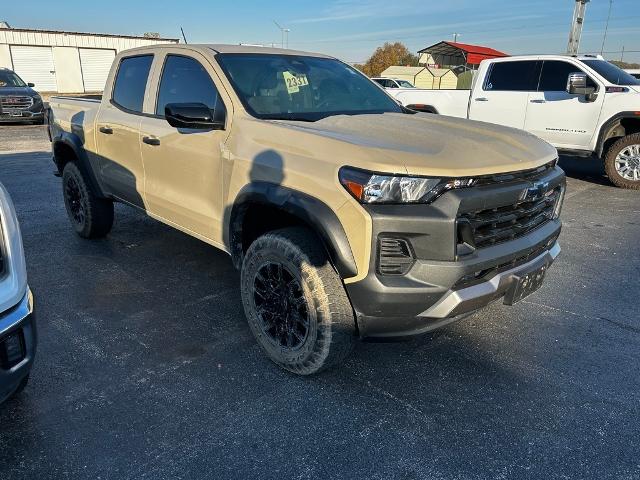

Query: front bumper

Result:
[0,289,36,403]
[345,165,565,338]
[0,110,44,123]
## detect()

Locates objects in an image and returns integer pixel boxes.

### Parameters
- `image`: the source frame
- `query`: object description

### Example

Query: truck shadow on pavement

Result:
[558,154,612,186]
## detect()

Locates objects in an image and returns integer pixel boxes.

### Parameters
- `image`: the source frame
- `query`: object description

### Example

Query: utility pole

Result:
[452,33,461,43]
[567,0,590,55]
[600,0,613,56]
[273,20,291,49]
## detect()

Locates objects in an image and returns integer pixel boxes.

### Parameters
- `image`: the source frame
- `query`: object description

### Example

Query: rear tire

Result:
[62,162,114,238]
[604,133,640,189]
[240,227,356,375]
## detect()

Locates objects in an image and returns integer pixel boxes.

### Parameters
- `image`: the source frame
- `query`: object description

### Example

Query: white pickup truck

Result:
[386,55,640,189]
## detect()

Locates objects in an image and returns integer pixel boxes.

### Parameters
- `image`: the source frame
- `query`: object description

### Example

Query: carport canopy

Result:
[418,41,508,66]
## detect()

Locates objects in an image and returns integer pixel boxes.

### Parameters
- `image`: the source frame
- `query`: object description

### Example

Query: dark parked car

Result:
[0,68,45,124]
[0,182,36,404]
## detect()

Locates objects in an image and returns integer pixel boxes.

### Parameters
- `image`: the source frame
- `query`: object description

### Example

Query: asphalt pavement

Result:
[0,124,638,480]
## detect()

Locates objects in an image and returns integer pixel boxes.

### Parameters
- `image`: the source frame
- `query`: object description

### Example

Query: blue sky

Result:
[3,0,640,63]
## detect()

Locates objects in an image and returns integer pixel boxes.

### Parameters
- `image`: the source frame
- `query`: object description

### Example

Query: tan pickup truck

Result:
[48,44,565,374]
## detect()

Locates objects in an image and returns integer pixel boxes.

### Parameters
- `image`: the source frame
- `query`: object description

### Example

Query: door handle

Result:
[475,97,489,102]
[530,99,546,104]
[142,136,160,146]
[99,126,113,134]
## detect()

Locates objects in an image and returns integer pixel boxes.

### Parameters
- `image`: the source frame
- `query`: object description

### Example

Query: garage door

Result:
[10,46,58,91]
[79,49,116,92]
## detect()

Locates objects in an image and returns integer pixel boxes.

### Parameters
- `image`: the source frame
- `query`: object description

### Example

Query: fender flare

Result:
[52,132,106,198]
[405,104,439,114]
[227,182,358,279]
[595,112,640,158]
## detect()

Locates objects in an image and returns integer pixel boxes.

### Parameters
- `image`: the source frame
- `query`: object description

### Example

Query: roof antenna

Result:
[180,27,188,44]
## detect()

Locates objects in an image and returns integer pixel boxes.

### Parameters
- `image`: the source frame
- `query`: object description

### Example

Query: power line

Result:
[600,0,613,55]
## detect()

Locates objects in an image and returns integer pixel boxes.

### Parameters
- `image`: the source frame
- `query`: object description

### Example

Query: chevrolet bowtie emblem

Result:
[521,181,550,201]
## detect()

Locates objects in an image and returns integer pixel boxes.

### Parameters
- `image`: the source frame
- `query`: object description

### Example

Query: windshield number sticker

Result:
[283,72,309,94]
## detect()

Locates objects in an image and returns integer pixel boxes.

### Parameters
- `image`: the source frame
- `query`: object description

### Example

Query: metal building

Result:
[0,24,179,93]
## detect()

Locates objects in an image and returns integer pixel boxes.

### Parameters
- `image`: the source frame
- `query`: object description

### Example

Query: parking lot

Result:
[0,123,638,479]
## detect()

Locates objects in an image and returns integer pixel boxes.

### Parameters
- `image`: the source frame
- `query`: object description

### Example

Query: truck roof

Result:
[486,54,605,62]
[119,43,334,59]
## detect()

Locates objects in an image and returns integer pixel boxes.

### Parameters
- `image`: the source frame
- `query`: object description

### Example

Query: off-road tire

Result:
[240,227,356,375]
[604,133,640,190]
[62,162,114,238]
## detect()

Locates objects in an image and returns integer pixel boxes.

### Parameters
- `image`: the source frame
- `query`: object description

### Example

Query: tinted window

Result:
[485,61,540,91]
[112,55,153,112]
[216,53,402,121]
[156,55,221,115]
[582,60,640,86]
[539,61,596,91]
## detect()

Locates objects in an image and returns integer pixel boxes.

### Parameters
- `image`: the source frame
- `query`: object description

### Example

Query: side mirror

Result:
[165,102,225,130]
[27,83,35,87]
[566,73,595,96]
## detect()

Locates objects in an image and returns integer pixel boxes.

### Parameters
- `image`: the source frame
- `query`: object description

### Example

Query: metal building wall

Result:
[0,28,179,93]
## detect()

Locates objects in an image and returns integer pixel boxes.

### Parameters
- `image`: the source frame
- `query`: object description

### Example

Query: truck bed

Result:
[388,88,471,118]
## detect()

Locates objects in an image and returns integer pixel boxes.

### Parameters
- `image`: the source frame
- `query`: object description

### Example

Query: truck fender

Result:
[52,132,107,198]
[226,182,358,279]
[596,112,640,158]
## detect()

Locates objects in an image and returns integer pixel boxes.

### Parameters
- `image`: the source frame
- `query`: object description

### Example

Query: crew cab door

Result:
[138,51,229,244]
[468,59,541,129]
[95,54,154,208]
[524,60,605,149]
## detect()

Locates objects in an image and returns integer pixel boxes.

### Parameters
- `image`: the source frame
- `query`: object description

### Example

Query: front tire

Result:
[240,227,356,375]
[62,162,114,238]
[604,133,640,189]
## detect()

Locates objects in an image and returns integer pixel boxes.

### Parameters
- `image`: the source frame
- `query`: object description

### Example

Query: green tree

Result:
[355,42,419,77]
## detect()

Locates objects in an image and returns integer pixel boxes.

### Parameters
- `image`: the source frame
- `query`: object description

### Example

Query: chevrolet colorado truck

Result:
[48,45,565,375]
[0,182,36,403]
[385,55,640,189]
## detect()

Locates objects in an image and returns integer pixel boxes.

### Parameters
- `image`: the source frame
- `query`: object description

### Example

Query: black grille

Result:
[377,238,414,275]
[459,187,561,249]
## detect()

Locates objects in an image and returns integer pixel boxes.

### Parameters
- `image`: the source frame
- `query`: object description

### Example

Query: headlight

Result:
[339,167,475,204]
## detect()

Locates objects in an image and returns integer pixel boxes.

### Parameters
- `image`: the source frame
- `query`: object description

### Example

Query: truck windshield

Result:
[0,71,26,88]
[216,53,403,121]
[582,60,640,86]
[396,80,415,88]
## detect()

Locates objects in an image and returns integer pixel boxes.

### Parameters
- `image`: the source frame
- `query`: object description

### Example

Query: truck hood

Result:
[276,112,558,177]
[0,87,38,97]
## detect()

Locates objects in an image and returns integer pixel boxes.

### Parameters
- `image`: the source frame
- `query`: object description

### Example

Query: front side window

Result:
[156,55,222,115]
[538,61,596,91]
[0,71,26,88]
[484,61,540,91]
[581,59,640,86]
[112,55,153,112]
[216,53,403,121]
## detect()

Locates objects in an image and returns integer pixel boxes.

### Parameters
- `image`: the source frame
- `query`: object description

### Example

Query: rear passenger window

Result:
[538,60,597,91]
[112,55,153,112]
[485,61,540,91]
[156,55,221,115]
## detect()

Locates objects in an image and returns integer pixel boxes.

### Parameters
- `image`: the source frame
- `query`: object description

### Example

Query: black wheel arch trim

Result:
[596,111,640,158]
[52,132,106,198]
[406,104,439,114]
[227,182,358,279]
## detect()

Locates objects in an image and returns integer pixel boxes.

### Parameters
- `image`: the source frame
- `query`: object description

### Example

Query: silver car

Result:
[0,182,35,403]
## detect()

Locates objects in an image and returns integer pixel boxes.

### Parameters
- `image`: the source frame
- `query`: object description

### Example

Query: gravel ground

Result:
[0,124,638,480]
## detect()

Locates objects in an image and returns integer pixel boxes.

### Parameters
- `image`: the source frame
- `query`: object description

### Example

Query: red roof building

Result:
[418,41,509,69]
